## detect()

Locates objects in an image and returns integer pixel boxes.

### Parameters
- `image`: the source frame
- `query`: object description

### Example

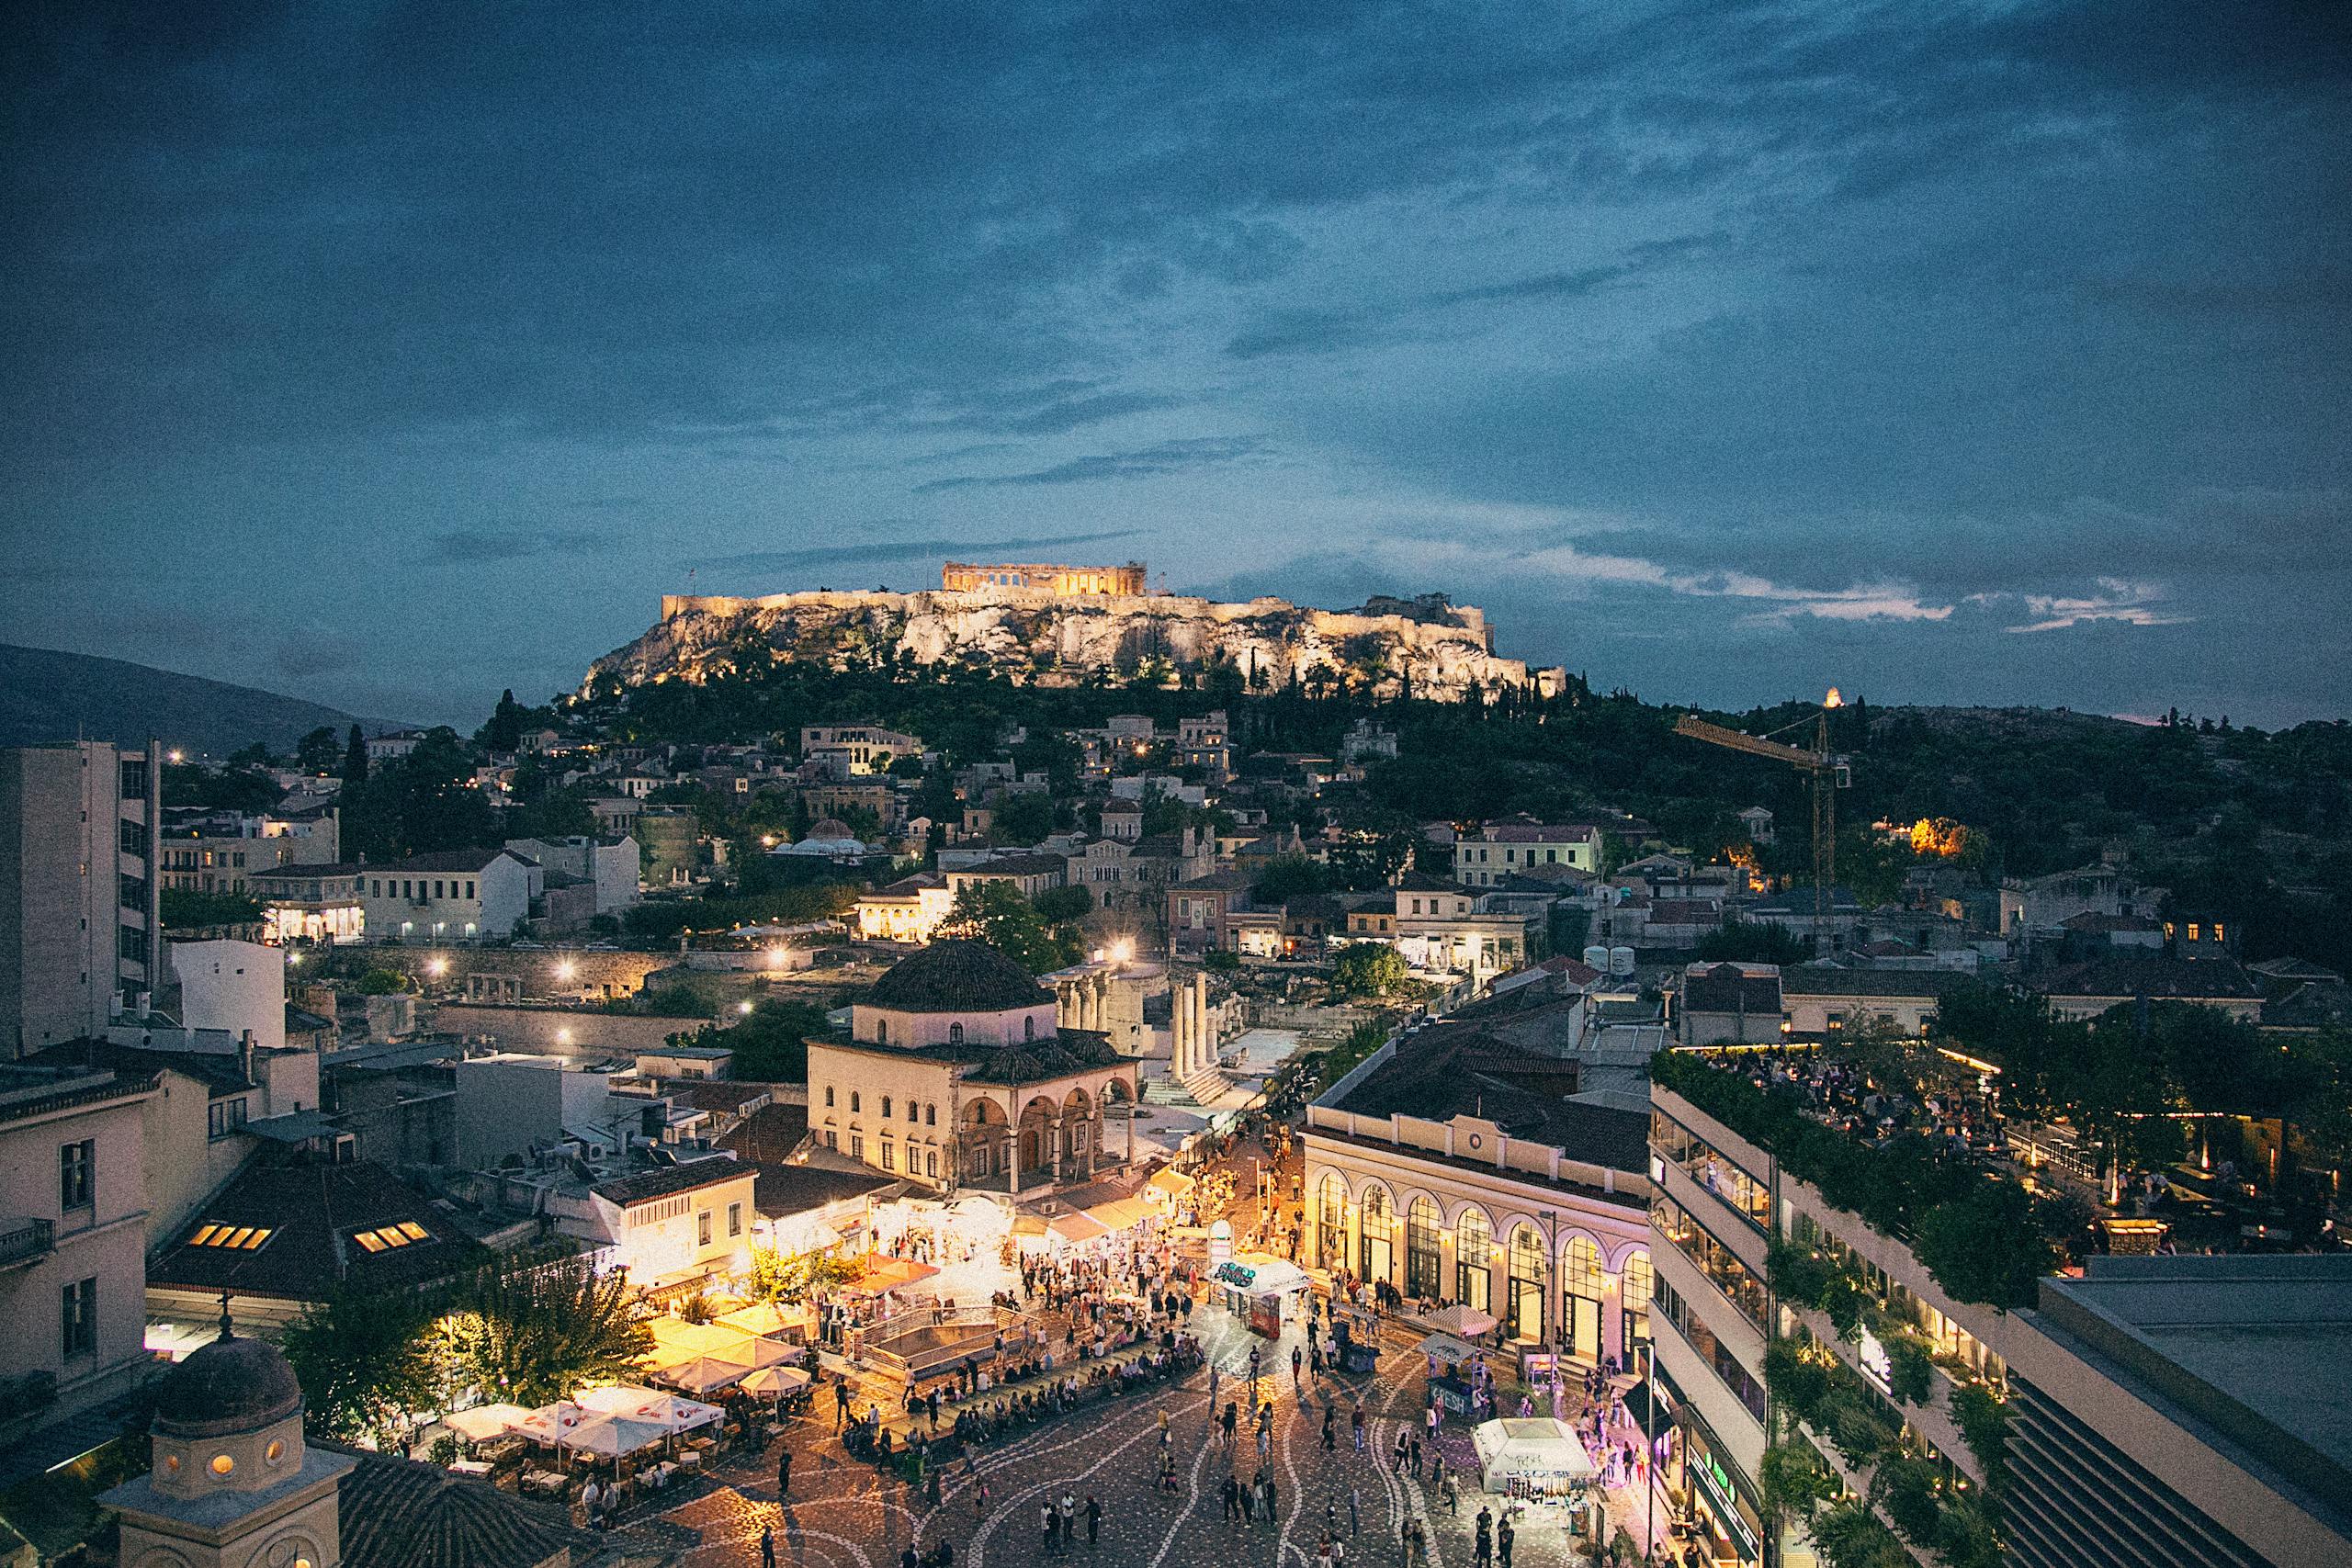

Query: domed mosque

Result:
[102,1316,355,1568]
[103,1314,582,1568]
[806,939,1140,1196]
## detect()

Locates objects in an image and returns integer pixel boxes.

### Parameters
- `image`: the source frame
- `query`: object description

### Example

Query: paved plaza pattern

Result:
[612,1287,1656,1568]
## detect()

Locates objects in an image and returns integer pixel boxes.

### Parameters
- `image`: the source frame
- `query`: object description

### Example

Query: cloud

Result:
[1988,580,2192,634]
[696,530,1142,576]
[912,438,1268,492]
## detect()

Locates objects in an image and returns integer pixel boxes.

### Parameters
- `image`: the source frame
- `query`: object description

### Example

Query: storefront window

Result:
[1406,1196,1442,1300]
[1507,1224,1547,1341]
[1561,1235,1607,1360]
[1360,1186,1395,1285]
[1317,1174,1348,1271]
[1623,1250,1654,1344]
[1456,1207,1493,1312]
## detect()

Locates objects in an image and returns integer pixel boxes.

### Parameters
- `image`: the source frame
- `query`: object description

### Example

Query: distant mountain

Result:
[0,644,401,757]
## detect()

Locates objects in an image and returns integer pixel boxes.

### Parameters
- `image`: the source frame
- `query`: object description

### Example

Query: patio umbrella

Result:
[559,1415,668,1460]
[442,1403,533,1441]
[716,1302,795,1337]
[649,1354,755,1395]
[739,1365,811,1396]
[619,1393,729,1431]
[510,1401,597,1444]
[573,1384,670,1416]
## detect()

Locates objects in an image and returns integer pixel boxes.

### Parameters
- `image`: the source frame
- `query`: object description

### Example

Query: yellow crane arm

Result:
[1671,714,1825,770]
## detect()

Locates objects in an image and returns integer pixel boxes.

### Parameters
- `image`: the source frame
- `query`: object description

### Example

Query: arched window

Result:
[850,1091,861,1113]
[881,1097,892,1119]
[1023,1014,1036,1041]
[1623,1251,1654,1345]
[1508,1225,1546,1341]
[875,1016,889,1044]
[1564,1236,1605,1295]
[906,1099,918,1122]
[949,1021,965,1043]
[1455,1207,1492,1313]
[925,1103,937,1126]
[1359,1186,1395,1285]
[1317,1173,1348,1271]
[1405,1195,1442,1300]
[824,1085,835,1108]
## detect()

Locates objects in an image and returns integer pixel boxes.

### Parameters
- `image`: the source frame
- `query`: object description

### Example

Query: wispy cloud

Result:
[912,437,1267,492]
[1987,579,2191,633]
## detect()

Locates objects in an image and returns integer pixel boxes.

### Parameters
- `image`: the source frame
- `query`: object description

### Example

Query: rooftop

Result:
[590,1156,753,1206]
[149,1159,481,1303]
[865,939,1051,1013]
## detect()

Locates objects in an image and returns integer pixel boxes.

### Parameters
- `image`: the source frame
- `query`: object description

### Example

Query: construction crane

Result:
[1674,692,1851,931]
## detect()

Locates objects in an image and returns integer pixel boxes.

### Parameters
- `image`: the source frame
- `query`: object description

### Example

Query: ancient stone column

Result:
[1049,1116,1065,1180]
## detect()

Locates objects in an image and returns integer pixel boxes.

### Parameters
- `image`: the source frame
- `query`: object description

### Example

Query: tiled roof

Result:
[333,1448,583,1568]
[22,1040,254,1097]
[1778,965,1961,998]
[381,847,523,874]
[867,939,1051,1011]
[149,1160,480,1303]
[591,1156,752,1206]
[1331,1025,1645,1174]
[717,1102,811,1165]
[2030,955,2262,1000]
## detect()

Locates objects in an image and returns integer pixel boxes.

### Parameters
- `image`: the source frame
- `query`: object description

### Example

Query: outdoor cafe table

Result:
[447,1460,492,1478]
[521,1470,567,1496]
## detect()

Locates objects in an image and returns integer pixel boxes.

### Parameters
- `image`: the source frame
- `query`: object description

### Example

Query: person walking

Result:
[760,1525,778,1568]
[1223,1400,1239,1449]
[1239,1477,1256,1525]
[1223,1472,1241,1522]
[1473,1506,1493,1568]
[1393,1427,1409,1473]
[1351,1403,1365,1452]
[776,1446,793,1497]
[1408,1434,1422,1476]
[1321,1404,1336,1450]
[1059,1490,1077,1552]
[1347,1484,1361,1536]
[1496,1513,1515,1568]
[1259,1472,1277,1526]
[1043,1497,1059,1554]
[1086,1493,1102,1548]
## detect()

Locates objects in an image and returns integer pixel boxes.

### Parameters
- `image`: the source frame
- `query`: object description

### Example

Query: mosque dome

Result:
[153,1334,304,1439]
[866,939,1049,1013]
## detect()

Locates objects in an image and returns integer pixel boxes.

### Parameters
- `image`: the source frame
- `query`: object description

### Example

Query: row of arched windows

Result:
[822,1085,940,1125]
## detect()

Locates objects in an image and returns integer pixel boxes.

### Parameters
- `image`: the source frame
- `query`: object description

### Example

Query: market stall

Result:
[1212,1254,1313,1336]
[1422,1303,1498,1340]
[1472,1417,1599,1501]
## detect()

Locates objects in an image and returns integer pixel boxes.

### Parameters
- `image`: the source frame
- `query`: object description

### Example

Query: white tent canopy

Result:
[559,1415,669,1459]
[1423,1303,1498,1339]
[648,1354,753,1395]
[574,1385,725,1431]
[1472,1417,1598,1494]
[442,1403,533,1441]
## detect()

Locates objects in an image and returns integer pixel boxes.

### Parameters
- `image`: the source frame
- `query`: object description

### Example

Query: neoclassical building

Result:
[1302,1022,1655,1367]
[807,941,1139,1196]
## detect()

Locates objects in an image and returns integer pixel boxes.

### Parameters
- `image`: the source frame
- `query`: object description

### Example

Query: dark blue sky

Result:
[6,2,2347,727]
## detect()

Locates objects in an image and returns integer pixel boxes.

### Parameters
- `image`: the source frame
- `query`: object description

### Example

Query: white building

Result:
[248,863,367,946]
[455,1052,637,1170]
[1303,1023,1653,1363]
[1454,822,1603,887]
[170,939,286,1055]
[363,728,426,764]
[358,847,539,943]
[505,834,640,911]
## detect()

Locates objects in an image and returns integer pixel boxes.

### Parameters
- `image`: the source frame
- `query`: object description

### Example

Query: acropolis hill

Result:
[583,561,1566,702]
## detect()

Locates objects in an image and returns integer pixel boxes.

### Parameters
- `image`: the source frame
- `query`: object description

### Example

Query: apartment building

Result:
[1,740,164,1058]
[356,847,539,942]
[0,1062,158,1444]
[1454,822,1603,887]
[1647,1066,2351,1568]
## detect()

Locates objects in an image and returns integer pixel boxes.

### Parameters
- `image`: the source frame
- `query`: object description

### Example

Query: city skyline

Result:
[6,4,2348,730]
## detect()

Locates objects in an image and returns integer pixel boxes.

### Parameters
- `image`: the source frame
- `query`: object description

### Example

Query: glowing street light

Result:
[167,750,185,764]
[738,999,756,1015]
[557,959,578,981]
[427,956,449,977]
[1109,939,1134,964]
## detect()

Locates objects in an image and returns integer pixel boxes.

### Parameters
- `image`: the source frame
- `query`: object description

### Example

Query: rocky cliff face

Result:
[584,588,1564,703]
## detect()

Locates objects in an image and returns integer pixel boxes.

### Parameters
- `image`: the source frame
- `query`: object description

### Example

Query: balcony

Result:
[0,1216,55,1270]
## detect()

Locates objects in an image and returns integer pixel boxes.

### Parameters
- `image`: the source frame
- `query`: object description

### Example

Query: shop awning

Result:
[1047,1211,1109,1243]
[1472,1417,1598,1493]
[1147,1167,1195,1195]
[845,1253,941,1294]
[443,1403,534,1441]
[1082,1198,1156,1234]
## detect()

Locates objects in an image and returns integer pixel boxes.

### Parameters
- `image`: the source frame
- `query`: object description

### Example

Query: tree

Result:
[160,888,262,929]
[355,967,412,995]
[989,790,1055,845]
[446,1251,651,1407]
[342,723,369,784]
[746,1245,861,1303]
[483,688,526,753]
[1250,854,1333,905]
[691,998,833,1083]
[1034,884,1094,924]
[1696,918,1809,966]
[1912,1183,2055,1309]
[281,1285,444,1447]
[938,881,1077,973]
[295,726,341,773]
[1330,943,1410,998]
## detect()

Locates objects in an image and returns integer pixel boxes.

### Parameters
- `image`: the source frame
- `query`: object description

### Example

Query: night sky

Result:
[6,3,2347,728]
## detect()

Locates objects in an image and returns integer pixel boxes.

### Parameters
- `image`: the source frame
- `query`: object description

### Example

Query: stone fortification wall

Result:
[610,585,1561,703]
[336,946,671,1000]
